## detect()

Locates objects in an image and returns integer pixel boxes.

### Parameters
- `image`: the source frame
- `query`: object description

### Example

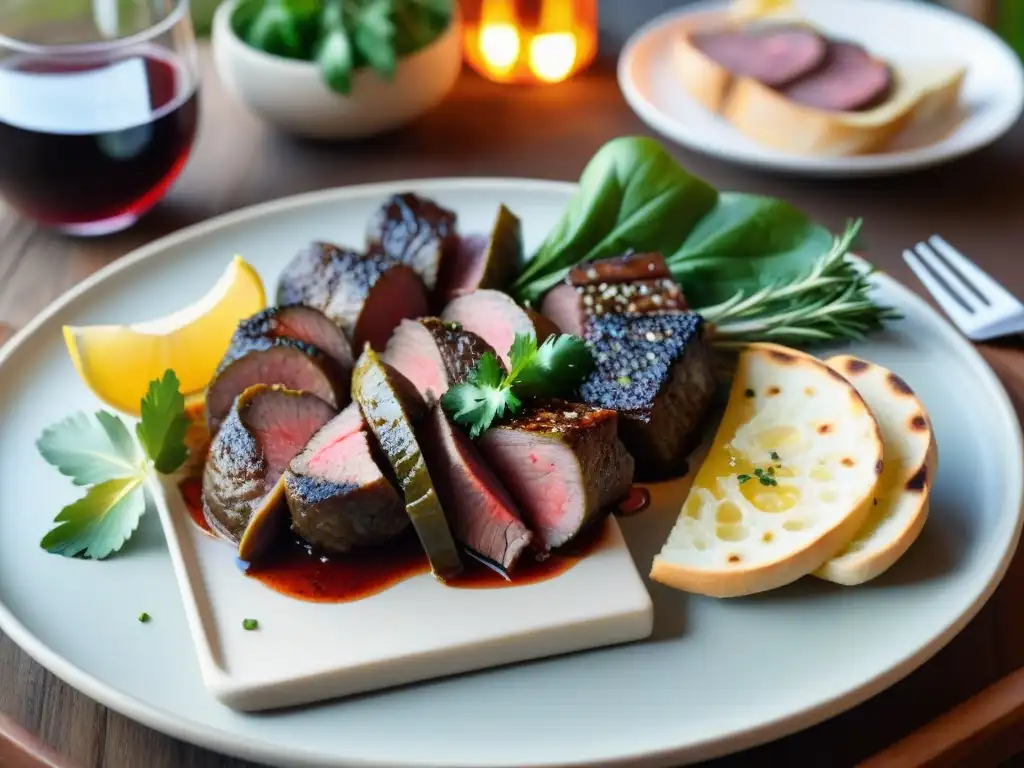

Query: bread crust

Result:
[670,14,966,157]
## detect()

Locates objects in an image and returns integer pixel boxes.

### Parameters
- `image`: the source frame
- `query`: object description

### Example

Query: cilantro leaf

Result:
[440,334,595,437]
[512,334,593,398]
[469,351,505,388]
[38,369,189,560]
[441,352,517,438]
[506,332,537,380]
[135,370,189,474]
[40,476,151,559]
[36,410,142,486]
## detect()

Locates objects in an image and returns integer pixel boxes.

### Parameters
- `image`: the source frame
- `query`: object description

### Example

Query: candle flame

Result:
[529,32,577,83]
[479,22,521,74]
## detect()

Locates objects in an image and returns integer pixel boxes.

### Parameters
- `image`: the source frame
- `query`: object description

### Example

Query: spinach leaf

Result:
[353,0,398,80]
[668,193,834,307]
[316,25,355,94]
[394,0,451,55]
[240,0,319,59]
[512,136,719,304]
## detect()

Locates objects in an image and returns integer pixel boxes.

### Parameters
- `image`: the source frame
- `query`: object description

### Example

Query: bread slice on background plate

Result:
[649,343,883,598]
[813,355,939,586]
[670,2,966,157]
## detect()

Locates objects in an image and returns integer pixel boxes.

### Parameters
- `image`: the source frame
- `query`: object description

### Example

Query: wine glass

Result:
[0,0,200,236]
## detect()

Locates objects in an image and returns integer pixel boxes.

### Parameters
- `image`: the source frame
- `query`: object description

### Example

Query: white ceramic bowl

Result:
[211,0,463,140]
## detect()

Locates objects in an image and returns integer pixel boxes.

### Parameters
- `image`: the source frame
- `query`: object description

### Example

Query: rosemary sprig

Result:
[696,220,902,347]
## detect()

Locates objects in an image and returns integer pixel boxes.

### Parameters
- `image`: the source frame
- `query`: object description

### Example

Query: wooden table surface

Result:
[4,45,1024,768]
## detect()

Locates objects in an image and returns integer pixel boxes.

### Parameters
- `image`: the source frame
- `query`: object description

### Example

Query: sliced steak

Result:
[365,192,458,291]
[284,404,407,556]
[441,289,559,367]
[205,337,344,435]
[541,252,688,337]
[382,317,499,403]
[478,399,633,549]
[419,404,533,573]
[436,204,522,303]
[276,241,429,352]
[230,305,353,375]
[352,347,463,580]
[782,41,892,112]
[580,312,715,481]
[202,385,337,562]
[691,24,828,88]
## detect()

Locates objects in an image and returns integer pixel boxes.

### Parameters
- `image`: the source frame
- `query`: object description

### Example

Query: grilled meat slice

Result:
[365,192,458,291]
[381,317,499,403]
[205,337,344,435]
[478,399,633,549]
[202,385,337,562]
[229,305,354,376]
[284,404,407,556]
[440,289,558,367]
[276,241,429,352]
[352,347,463,580]
[436,204,522,303]
[541,252,688,337]
[579,312,715,481]
[419,404,533,573]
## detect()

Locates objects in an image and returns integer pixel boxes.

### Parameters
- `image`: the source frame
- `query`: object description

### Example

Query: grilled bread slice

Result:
[814,356,938,585]
[670,6,965,157]
[650,343,882,598]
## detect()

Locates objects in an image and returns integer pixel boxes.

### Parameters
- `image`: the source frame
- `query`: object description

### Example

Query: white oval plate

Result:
[618,0,1024,177]
[0,179,1021,768]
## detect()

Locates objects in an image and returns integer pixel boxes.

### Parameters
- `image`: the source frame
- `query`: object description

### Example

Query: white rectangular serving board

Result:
[155,478,654,711]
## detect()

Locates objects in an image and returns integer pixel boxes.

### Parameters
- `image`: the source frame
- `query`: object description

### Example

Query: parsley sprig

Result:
[441,333,594,438]
[36,370,189,559]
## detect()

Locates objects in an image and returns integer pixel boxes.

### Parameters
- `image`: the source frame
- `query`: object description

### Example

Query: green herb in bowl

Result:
[231,0,453,95]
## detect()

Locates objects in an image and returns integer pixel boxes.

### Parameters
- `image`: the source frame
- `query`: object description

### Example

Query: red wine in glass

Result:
[0,1,200,236]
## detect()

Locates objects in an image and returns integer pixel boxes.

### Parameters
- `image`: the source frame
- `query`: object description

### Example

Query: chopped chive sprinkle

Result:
[767,466,775,476]
[753,468,764,476]
[737,474,751,484]
[770,451,780,461]
[242,618,259,631]
[138,612,150,623]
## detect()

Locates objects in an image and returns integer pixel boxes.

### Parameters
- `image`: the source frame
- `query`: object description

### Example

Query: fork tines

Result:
[903,235,1024,341]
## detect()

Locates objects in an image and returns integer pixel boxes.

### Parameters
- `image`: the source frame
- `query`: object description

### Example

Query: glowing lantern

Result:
[460,0,599,84]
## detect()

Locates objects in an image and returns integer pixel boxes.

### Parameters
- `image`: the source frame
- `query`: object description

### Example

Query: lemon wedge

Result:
[650,343,882,598]
[64,256,265,416]
[813,356,938,586]
[730,0,794,20]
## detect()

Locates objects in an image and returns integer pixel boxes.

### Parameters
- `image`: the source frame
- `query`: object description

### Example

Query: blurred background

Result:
[188,0,1024,58]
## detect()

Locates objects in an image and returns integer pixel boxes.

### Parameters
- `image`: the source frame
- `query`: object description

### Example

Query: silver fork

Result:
[902,235,1024,341]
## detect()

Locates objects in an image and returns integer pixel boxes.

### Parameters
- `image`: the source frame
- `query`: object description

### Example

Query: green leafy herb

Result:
[513,136,718,304]
[512,136,899,347]
[737,474,752,484]
[139,612,151,623]
[440,352,517,439]
[441,333,594,437]
[770,451,780,461]
[699,221,902,346]
[136,370,189,474]
[37,371,189,560]
[243,618,259,631]
[231,0,452,95]
[506,333,595,399]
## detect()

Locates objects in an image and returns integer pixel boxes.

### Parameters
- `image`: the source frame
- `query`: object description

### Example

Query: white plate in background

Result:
[618,0,1024,177]
[0,179,1021,767]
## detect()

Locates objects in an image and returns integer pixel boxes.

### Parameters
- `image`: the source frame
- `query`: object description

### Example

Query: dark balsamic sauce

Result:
[616,485,651,517]
[178,481,608,603]
[177,475,213,535]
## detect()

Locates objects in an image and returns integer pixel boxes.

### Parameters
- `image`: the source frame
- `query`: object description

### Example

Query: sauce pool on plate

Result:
[178,478,609,603]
